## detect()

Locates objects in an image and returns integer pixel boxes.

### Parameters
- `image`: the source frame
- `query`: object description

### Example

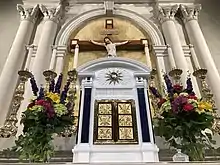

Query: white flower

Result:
[201,128,213,137]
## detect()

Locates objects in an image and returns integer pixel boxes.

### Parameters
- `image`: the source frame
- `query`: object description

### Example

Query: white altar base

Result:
[72,58,159,163]
[73,143,159,163]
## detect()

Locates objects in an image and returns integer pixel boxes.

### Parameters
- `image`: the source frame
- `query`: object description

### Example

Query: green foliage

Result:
[154,110,215,161]
[13,105,74,162]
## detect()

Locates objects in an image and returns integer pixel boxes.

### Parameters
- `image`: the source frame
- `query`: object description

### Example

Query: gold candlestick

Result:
[149,68,157,87]
[43,70,57,92]
[168,68,183,85]
[193,68,216,108]
[0,70,32,138]
[60,69,78,137]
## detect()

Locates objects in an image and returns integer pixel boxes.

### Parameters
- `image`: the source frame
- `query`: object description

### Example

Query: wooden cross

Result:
[70,39,146,52]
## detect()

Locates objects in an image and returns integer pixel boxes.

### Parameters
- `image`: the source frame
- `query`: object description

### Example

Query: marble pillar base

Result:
[72,143,159,163]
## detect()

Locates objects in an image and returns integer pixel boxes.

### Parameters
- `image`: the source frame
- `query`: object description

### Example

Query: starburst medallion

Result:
[105,70,123,85]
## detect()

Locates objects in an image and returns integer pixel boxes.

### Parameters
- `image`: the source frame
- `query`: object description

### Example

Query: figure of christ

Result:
[91,36,129,57]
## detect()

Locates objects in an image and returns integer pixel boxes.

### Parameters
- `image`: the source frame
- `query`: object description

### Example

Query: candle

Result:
[73,44,79,69]
[25,44,34,70]
[167,45,176,69]
[142,40,152,69]
[189,44,200,69]
[49,45,57,70]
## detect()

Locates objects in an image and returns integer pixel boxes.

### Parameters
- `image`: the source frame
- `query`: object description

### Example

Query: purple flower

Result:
[186,77,194,94]
[30,76,39,96]
[171,96,188,113]
[55,74,63,94]
[149,87,161,98]
[37,87,45,100]
[49,79,55,92]
[60,81,70,104]
[164,74,173,96]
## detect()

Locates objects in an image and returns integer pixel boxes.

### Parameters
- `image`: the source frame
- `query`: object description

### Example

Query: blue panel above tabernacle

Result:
[81,88,92,143]
[137,88,151,142]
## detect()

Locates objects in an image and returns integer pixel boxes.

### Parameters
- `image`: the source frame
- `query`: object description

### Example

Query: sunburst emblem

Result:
[105,70,123,85]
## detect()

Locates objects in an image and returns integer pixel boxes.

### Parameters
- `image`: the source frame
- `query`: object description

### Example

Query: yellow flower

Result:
[198,101,213,112]
[46,92,60,103]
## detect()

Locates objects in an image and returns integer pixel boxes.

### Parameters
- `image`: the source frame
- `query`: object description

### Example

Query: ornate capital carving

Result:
[16,4,39,22]
[39,4,62,23]
[157,5,179,23]
[180,4,201,23]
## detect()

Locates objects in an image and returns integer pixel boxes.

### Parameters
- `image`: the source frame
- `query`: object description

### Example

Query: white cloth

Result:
[105,43,117,57]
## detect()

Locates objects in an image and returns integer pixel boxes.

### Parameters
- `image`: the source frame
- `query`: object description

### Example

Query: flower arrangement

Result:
[150,74,216,161]
[13,73,75,162]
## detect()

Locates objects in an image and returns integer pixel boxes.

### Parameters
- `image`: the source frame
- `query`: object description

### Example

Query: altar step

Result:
[0,150,219,163]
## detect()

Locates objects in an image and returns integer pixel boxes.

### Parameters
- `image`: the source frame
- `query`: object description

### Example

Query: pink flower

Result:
[183,103,194,112]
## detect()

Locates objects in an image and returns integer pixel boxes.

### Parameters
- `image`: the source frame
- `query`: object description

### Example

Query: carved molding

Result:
[39,4,62,23]
[157,5,179,23]
[180,4,202,23]
[16,4,39,23]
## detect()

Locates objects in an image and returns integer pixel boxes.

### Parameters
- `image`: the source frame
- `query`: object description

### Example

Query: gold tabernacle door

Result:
[93,99,138,144]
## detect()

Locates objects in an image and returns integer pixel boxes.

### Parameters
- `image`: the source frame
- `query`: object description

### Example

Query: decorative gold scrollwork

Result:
[59,69,78,137]
[0,70,32,138]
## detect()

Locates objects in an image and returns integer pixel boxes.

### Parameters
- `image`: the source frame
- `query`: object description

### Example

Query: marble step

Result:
[0,150,220,163]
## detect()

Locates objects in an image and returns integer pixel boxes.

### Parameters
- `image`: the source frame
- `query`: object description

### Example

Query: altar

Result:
[72,57,159,163]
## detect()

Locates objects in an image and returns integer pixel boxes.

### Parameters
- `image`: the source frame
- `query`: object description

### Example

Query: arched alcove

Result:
[56,8,164,46]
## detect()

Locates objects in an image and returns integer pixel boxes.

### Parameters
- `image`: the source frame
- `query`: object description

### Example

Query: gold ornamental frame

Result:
[93,99,138,145]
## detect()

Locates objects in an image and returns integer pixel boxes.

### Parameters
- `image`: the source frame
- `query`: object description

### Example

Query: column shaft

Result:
[162,21,188,72]
[31,20,58,84]
[186,20,220,108]
[0,5,38,126]
[181,4,220,109]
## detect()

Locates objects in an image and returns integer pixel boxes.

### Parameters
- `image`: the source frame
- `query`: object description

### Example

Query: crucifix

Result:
[69,19,150,67]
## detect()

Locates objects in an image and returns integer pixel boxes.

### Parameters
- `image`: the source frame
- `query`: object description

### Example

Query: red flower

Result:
[36,99,52,110]
[183,103,194,112]
[158,98,166,108]
[35,99,46,105]
[173,84,183,92]
[188,95,197,100]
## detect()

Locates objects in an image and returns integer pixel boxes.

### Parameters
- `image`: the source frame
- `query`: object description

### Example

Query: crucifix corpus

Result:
[91,37,129,57]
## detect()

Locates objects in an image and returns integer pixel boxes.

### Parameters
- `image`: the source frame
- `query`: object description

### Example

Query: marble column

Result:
[0,5,39,126]
[180,5,220,109]
[17,5,63,135]
[31,4,62,85]
[25,44,35,70]
[73,44,79,69]
[153,45,167,92]
[157,5,189,81]
[55,46,67,74]
[49,45,58,70]
[142,40,152,69]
